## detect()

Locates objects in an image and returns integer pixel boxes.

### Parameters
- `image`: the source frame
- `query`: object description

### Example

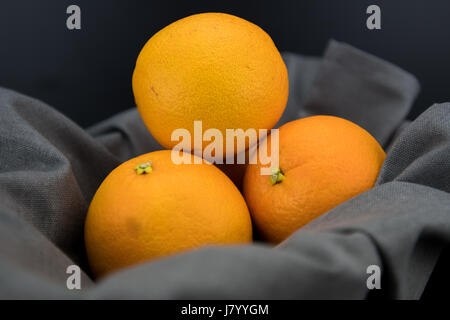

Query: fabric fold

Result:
[301,40,420,146]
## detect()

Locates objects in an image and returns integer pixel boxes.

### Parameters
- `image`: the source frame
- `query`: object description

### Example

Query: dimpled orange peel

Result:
[85,150,252,277]
[132,13,289,156]
[243,116,386,243]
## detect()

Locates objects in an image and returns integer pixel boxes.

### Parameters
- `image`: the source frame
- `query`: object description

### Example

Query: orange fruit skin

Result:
[243,116,386,244]
[132,13,288,156]
[85,150,252,278]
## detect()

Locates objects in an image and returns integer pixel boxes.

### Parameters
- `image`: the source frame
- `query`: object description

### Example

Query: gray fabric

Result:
[0,40,448,299]
[299,41,420,146]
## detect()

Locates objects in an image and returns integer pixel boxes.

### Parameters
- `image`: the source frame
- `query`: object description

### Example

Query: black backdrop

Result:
[1,0,449,127]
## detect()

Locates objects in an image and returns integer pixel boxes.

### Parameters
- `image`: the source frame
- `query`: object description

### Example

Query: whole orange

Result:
[85,150,252,277]
[132,13,288,156]
[243,116,386,243]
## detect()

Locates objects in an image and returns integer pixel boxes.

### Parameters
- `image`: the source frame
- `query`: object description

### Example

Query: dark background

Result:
[0,0,449,127]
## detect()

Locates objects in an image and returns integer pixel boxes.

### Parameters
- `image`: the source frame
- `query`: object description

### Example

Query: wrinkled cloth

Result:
[0,40,449,299]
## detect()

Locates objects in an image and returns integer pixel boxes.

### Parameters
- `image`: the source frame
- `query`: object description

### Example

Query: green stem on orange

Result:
[135,161,153,175]
[270,167,285,185]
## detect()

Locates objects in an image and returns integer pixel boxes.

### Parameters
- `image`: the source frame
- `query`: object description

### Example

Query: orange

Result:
[243,116,386,243]
[85,150,252,277]
[132,13,288,156]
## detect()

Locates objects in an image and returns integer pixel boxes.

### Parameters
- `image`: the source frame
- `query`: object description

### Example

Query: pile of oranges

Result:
[84,13,385,278]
